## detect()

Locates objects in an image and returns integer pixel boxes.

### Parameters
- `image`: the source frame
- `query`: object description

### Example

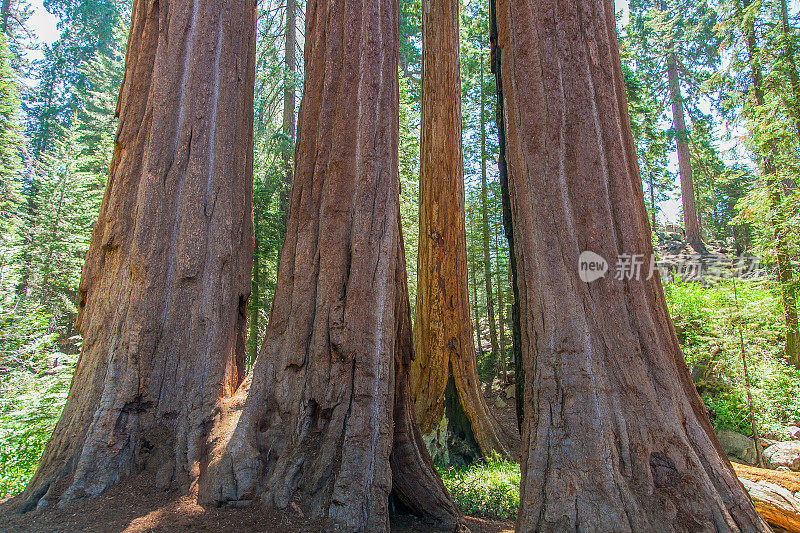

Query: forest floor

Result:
[0,387,518,532]
[0,476,514,532]
[0,474,513,532]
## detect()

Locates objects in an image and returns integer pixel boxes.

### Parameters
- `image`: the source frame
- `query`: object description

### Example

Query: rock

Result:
[504,384,516,400]
[717,429,758,464]
[787,425,800,439]
[760,438,779,449]
[764,441,800,471]
[494,396,506,409]
[229,499,252,508]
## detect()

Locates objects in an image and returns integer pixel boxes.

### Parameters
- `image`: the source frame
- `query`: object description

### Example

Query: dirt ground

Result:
[0,472,514,532]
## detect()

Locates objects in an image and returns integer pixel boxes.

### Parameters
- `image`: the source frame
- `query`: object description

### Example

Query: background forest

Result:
[1,0,800,518]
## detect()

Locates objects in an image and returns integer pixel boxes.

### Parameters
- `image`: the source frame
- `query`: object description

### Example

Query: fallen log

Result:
[733,462,800,532]
[734,463,800,493]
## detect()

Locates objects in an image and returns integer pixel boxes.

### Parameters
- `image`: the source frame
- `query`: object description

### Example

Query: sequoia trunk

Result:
[411,0,515,462]
[492,0,768,529]
[199,0,463,528]
[21,0,255,511]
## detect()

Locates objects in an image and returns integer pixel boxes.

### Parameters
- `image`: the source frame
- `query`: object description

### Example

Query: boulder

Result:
[494,396,506,409]
[717,429,758,464]
[504,384,516,400]
[764,441,800,472]
[787,425,800,439]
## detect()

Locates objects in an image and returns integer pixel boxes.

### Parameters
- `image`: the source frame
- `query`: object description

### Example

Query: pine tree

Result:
[625,0,721,251]
[717,0,800,368]
[0,33,22,251]
[619,52,673,230]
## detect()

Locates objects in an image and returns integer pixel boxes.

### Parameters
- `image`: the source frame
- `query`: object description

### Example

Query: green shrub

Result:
[437,453,520,520]
[663,279,800,439]
[0,350,76,497]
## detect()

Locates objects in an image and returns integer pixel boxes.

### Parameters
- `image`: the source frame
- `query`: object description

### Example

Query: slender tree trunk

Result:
[494,227,507,384]
[470,241,483,360]
[492,0,768,528]
[20,0,256,511]
[666,48,705,253]
[479,55,500,370]
[779,0,800,146]
[248,249,260,367]
[772,190,800,369]
[411,0,514,462]
[1,0,10,35]
[649,172,657,230]
[489,8,523,431]
[278,0,296,230]
[739,0,800,370]
[199,0,464,528]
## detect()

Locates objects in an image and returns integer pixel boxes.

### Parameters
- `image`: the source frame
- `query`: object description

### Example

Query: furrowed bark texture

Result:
[411,0,516,461]
[492,0,769,529]
[21,0,256,511]
[201,0,462,528]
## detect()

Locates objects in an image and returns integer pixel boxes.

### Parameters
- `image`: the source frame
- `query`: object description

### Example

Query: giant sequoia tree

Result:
[411,0,515,462]
[491,0,768,529]
[20,0,256,511]
[198,0,463,528]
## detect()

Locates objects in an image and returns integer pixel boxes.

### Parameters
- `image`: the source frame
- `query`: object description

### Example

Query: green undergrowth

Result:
[437,453,520,521]
[663,279,800,439]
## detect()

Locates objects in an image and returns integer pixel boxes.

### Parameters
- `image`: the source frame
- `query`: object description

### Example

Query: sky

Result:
[27,0,58,47]
[20,0,696,225]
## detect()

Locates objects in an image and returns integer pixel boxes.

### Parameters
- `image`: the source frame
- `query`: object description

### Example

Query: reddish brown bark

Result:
[20,0,256,511]
[492,0,768,529]
[200,0,463,528]
[411,0,516,462]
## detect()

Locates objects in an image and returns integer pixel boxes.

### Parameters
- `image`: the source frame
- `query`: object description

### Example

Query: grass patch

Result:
[437,454,520,521]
